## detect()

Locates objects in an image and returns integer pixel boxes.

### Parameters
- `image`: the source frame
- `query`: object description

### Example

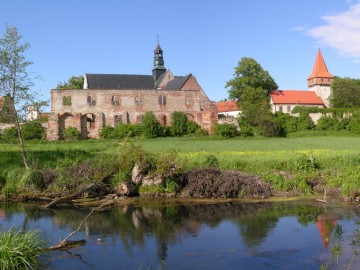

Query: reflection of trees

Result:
[1,201,327,263]
[233,203,324,248]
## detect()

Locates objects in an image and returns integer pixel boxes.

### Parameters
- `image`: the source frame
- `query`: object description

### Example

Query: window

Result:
[287,106,291,113]
[87,96,96,106]
[86,113,95,129]
[112,95,120,106]
[159,95,166,105]
[135,95,143,105]
[62,96,71,106]
[114,115,122,126]
[279,106,283,112]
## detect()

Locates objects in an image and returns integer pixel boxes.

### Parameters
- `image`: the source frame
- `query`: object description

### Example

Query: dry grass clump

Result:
[182,168,272,198]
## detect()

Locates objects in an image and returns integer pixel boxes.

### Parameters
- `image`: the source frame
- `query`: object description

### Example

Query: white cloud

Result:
[308,2,360,60]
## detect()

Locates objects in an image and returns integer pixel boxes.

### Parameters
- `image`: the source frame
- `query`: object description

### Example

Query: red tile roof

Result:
[215,101,238,112]
[308,49,333,79]
[270,90,324,105]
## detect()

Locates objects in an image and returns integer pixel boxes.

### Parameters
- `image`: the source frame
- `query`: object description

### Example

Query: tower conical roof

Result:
[308,49,333,79]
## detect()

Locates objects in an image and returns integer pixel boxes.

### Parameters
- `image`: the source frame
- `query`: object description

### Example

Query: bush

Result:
[21,121,45,140]
[171,111,188,136]
[63,127,80,140]
[141,112,162,138]
[99,125,115,139]
[2,127,18,142]
[187,121,200,134]
[0,228,45,270]
[113,124,142,139]
[258,118,284,137]
[295,154,318,172]
[316,116,341,131]
[204,154,220,168]
[348,115,360,134]
[214,123,237,138]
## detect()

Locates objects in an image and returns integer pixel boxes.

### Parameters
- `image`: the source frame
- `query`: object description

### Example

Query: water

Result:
[1,199,360,270]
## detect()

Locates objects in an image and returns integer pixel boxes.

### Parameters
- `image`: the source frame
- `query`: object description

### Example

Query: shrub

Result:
[171,111,188,136]
[141,112,162,138]
[316,116,340,131]
[296,115,315,131]
[99,125,115,139]
[204,154,220,168]
[113,124,142,139]
[258,118,284,137]
[348,115,360,135]
[2,127,18,141]
[21,121,45,140]
[295,154,318,172]
[63,127,80,140]
[0,228,45,270]
[213,123,237,138]
[187,121,201,134]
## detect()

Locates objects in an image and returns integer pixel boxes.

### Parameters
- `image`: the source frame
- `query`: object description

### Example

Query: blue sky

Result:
[1,0,360,111]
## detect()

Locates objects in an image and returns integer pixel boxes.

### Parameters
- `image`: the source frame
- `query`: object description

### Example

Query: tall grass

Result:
[0,228,45,270]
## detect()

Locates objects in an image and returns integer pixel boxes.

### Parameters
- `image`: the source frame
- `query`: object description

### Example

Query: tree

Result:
[330,77,360,108]
[226,57,278,102]
[56,75,84,89]
[0,25,41,168]
[225,57,279,135]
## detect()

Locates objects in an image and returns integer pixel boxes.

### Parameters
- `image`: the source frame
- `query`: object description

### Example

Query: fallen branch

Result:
[46,209,94,251]
[45,198,116,251]
[44,182,108,208]
[316,188,328,203]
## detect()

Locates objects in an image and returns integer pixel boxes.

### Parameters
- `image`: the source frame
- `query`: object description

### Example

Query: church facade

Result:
[47,43,217,140]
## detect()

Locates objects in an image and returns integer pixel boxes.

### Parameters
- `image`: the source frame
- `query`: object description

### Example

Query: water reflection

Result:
[0,200,359,269]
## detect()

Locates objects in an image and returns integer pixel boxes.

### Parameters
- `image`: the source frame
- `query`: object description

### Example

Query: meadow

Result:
[1,133,360,197]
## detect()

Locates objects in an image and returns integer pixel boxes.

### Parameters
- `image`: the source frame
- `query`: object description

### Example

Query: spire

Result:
[307,49,334,87]
[152,37,166,81]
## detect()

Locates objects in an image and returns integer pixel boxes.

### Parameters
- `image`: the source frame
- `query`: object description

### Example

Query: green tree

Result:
[226,57,278,102]
[56,75,84,89]
[0,25,42,168]
[226,57,279,136]
[171,111,188,136]
[141,111,162,138]
[330,77,360,108]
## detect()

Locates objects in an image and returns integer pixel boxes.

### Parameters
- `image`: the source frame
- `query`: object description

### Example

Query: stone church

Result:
[47,43,218,140]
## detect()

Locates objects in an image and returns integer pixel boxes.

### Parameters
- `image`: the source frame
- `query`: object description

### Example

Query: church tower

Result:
[307,49,334,107]
[152,42,166,82]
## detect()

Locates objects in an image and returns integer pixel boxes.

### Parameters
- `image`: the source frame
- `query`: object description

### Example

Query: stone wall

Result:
[47,84,217,140]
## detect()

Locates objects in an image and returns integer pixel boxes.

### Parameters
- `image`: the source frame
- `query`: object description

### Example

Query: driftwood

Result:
[46,209,94,251]
[44,182,109,208]
[316,188,328,203]
[45,199,117,251]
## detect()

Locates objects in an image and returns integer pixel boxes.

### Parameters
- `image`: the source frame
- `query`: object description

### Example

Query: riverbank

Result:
[1,135,360,203]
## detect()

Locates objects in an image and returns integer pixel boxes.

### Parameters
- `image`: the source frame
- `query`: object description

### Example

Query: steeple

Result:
[152,38,166,82]
[307,49,334,87]
[307,49,334,107]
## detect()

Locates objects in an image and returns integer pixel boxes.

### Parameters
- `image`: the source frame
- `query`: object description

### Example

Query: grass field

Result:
[1,134,360,196]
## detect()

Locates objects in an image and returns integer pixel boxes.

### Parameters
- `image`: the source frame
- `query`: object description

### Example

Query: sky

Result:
[1,0,360,111]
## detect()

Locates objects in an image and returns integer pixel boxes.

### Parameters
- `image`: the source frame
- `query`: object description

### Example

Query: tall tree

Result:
[330,77,360,108]
[56,75,84,89]
[0,25,41,168]
[226,57,278,103]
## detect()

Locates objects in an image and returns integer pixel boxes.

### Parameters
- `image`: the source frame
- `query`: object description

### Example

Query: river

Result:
[1,199,360,269]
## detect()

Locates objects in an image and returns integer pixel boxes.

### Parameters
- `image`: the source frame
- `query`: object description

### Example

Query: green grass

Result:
[2,134,360,197]
[0,228,45,270]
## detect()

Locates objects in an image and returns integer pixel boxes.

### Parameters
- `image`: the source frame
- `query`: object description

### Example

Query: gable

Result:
[271,90,324,105]
[180,75,202,91]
